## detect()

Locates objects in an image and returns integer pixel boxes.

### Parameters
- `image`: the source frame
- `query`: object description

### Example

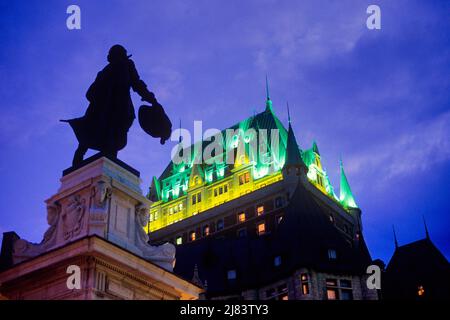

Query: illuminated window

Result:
[302,283,310,295]
[326,279,339,300]
[329,215,334,223]
[274,256,281,266]
[189,231,196,242]
[257,205,264,216]
[176,237,182,245]
[169,207,173,215]
[216,219,224,231]
[203,225,210,237]
[418,285,425,297]
[227,270,236,280]
[300,273,310,295]
[149,213,154,222]
[239,172,250,185]
[280,294,288,300]
[257,222,266,235]
[238,212,246,223]
[328,249,337,260]
[327,289,338,300]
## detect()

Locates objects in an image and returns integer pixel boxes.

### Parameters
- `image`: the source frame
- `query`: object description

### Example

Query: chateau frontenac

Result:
[146,90,377,300]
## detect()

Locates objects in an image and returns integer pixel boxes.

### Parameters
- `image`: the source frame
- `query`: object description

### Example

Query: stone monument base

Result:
[0,154,202,300]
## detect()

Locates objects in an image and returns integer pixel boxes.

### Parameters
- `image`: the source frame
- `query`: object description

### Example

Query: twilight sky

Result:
[0,0,449,263]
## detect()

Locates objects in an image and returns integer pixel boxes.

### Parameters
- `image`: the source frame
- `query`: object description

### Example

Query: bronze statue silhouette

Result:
[62,45,172,166]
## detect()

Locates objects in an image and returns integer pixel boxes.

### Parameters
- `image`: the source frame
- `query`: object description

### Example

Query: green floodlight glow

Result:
[339,160,358,208]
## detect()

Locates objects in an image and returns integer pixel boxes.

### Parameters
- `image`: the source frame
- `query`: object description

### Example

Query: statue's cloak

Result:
[64,59,140,151]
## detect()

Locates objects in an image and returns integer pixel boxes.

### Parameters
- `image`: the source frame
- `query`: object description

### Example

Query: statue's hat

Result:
[138,103,172,145]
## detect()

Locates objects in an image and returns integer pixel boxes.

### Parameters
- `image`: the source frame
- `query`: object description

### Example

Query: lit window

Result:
[176,237,182,245]
[327,289,338,300]
[280,294,288,300]
[274,256,281,266]
[216,219,224,231]
[238,212,246,223]
[150,213,154,222]
[329,215,334,223]
[328,249,337,260]
[227,270,236,280]
[189,231,196,242]
[203,225,210,237]
[239,172,250,185]
[257,205,264,216]
[302,283,309,295]
[257,222,266,235]
[418,285,425,297]
[301,273,310,295]
[169,207,173,215]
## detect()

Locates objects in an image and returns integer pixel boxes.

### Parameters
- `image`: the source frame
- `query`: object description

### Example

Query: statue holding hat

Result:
[62,44,172,166]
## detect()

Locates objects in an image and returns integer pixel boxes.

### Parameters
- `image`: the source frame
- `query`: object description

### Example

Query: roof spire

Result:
[392,225,399,249]
[179,118,182,143]
[287,101,291,123]
[265,75,273,112]
[339,158,358,208]
[284,116,303,168]
[423,215,430,240]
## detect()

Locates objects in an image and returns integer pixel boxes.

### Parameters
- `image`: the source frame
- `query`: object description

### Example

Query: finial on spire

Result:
[178,118,182,143]
[392,225,399,249]
[423,215,430,239]
[287,101,291,124]
[265,75,273,112]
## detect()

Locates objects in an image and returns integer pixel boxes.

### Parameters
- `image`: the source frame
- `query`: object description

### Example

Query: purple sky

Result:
[0,0,449,264]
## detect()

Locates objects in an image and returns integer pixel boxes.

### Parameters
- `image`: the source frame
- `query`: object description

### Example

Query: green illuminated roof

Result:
[339,159,358,208]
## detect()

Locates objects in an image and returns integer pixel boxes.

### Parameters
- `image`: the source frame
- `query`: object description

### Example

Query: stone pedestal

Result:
[12,156,175,271]
[0,156,202,300]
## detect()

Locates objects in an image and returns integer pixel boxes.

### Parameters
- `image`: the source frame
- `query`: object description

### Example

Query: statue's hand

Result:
[141,91,157,104]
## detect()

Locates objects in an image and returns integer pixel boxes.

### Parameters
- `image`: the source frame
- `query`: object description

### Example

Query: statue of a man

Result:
[62,45,159,166]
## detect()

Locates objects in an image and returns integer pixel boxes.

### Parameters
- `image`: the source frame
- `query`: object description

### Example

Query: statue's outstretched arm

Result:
[129,60,156,104]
